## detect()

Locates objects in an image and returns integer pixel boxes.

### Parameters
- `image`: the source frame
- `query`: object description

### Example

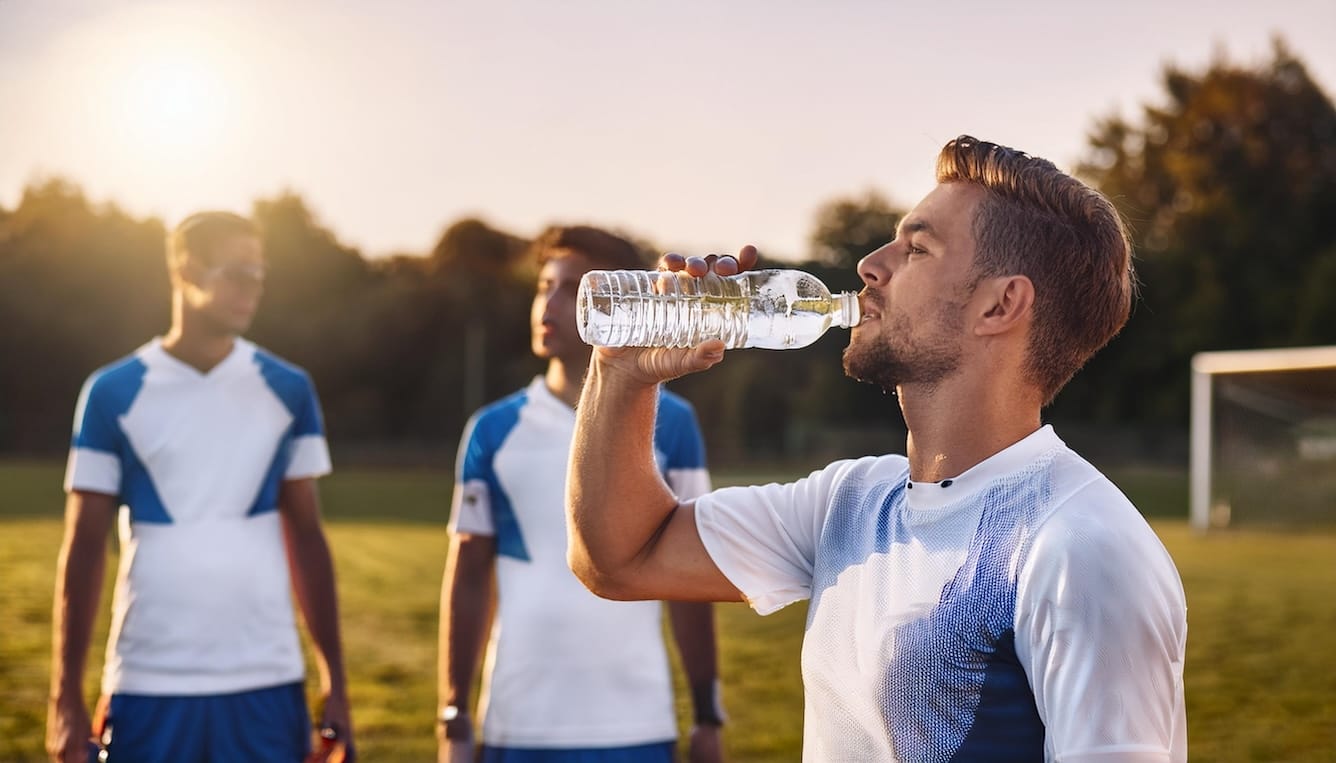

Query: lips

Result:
[858,292,883,322]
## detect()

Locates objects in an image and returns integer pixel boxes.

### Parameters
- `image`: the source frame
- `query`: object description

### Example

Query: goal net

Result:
[1190,346,1336,530]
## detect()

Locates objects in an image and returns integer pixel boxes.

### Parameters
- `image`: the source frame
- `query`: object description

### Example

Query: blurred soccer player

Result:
[566,137,1188,761]
[47,212,354,763]
[437,226,726,763]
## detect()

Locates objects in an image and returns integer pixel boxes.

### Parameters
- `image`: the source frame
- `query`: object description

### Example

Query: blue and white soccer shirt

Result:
[450,377,711,749]
[64,338,332,696]
[696,425,1188,762]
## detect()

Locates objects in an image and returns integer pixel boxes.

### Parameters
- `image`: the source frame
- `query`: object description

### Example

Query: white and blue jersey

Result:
[450,377,711,749]
[64,338,332,697]
[696,425,1187,762]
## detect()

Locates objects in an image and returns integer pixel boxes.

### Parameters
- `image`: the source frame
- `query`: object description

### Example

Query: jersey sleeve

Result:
[64,372,125,496]
[282,373,332,480]
[655,392,711,501]
[1015,482,1188,763]
[448,412,496,536]
[694,460,857,616]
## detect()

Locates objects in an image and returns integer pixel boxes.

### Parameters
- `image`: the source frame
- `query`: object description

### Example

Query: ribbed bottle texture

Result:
[578,269,861,350]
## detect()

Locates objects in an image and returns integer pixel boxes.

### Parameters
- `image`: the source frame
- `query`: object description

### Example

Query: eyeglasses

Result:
[199,262,266,288]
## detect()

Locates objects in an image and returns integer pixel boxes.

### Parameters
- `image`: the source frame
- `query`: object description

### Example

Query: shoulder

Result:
[1025,456,1182,598]
[656,387,699,420]
[472,387,530,424]
[1035,450,1147,543]
[761,453,905,503]
[246,344,323,420]
[249,344,314,386]
[830,452,907,486]
[80,350,151,411]
[464,387,531,443]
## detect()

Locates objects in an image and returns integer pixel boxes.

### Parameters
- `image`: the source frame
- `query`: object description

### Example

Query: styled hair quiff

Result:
[528,225,648,272]
[936,135,1135,405]
[167,211,259,271]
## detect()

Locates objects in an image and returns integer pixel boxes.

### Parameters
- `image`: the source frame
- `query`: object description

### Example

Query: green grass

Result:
[2,461,1334,761]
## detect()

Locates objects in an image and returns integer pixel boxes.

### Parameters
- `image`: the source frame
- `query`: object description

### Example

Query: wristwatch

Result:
[692,679,727,727]
[438,705,470,740]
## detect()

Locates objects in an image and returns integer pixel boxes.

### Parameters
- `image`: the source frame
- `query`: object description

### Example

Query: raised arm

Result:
[566,248,759,604]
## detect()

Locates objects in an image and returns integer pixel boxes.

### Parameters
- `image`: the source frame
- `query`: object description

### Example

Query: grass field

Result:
[2,461,1334,761]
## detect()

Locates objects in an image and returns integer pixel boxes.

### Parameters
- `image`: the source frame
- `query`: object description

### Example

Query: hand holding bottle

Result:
[579,245,858,352]
[663,246,758,278]
[584,246,760,385]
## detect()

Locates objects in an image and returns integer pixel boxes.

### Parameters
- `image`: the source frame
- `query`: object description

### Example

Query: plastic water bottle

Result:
[577,269,861,350]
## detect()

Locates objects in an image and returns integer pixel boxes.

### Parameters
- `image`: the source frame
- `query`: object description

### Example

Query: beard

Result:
[842,297,965,392]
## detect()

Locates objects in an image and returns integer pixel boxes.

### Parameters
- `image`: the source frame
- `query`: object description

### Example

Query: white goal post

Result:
[1190,345,1336,530]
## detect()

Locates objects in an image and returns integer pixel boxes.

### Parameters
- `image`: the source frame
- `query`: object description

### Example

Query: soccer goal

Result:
[1190,346,1336,530]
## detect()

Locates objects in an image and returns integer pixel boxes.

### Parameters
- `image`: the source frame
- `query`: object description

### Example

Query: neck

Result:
[897,366,1042,482]
[162,299,237,373]
[545,355,589,408]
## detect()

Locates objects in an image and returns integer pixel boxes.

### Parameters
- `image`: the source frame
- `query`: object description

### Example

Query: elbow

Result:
[566,549,643,601]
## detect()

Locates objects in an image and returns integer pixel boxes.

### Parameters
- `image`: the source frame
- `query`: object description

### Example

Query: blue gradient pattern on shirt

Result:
[461,389,531,561]
[248,349,327,517]
[809,458,1053,761]
[72,355,172,523]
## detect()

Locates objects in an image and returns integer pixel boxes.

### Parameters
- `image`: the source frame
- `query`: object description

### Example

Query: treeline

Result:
[2,42,1333,465]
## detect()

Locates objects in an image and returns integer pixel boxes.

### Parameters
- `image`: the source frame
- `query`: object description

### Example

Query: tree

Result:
[425,218,534,430]
[0,180,167,452]
[808,190,903,271]
[1067,39,1336,425]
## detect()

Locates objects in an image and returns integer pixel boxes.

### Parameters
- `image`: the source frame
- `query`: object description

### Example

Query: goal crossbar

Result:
[1190,345,1336,530]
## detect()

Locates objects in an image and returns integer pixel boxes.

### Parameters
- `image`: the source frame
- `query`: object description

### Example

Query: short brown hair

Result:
[936,135,1135,404]
[528,225,647,271]
[167,211,259,270]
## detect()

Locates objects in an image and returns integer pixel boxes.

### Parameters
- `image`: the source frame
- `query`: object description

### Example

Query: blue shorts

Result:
[479,741,676,763]
[97,681,311,763]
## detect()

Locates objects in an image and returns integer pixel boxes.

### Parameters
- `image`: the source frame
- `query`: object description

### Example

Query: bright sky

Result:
[2,0,1333,260]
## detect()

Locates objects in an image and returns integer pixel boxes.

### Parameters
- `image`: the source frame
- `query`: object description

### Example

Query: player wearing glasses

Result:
[47,211,354,763]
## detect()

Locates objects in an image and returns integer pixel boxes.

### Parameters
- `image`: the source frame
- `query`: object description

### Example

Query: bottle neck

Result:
[835,291,861,328]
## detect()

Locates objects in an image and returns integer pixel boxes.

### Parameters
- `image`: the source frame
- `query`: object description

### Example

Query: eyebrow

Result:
[898,219,937,239]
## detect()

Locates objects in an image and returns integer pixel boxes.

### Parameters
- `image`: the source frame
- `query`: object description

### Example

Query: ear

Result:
[170,256,203,290]
[973,275,1034,337]
[167,261,186,289]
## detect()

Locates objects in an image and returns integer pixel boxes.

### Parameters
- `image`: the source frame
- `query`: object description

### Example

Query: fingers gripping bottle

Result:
[577,269,861,350]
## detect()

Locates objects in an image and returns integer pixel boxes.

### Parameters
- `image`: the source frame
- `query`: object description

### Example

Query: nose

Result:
[857,241,895,287]
[538,291,565,327]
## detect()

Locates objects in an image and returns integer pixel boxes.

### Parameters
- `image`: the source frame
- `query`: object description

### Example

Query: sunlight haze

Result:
[2,0,1333,260]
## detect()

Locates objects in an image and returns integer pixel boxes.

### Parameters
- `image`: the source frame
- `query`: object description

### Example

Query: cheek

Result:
[554,297,577,323]
[543,294,577,327]
[184,282,215,308]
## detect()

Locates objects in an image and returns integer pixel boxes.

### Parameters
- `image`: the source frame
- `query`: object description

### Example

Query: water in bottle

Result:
[577,269,861,350]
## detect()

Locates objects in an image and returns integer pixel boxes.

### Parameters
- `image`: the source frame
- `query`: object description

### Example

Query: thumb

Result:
[688,341,727,372]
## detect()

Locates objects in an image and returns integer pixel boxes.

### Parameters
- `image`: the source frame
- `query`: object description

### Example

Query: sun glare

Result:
[122,52,223,150]
[110,46,226,157]
[34,4,269,224]
[68,6,244,168]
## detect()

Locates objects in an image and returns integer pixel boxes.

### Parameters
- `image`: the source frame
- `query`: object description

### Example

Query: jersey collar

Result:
[904,425,1063,513]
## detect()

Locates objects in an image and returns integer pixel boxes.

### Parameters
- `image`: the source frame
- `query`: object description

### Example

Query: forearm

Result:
[438,542,493,709]
[567,359,680,593]
[437,536,494,747]
[286,528,347,693]
[49,532,107,701]
[668,601,725,725]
